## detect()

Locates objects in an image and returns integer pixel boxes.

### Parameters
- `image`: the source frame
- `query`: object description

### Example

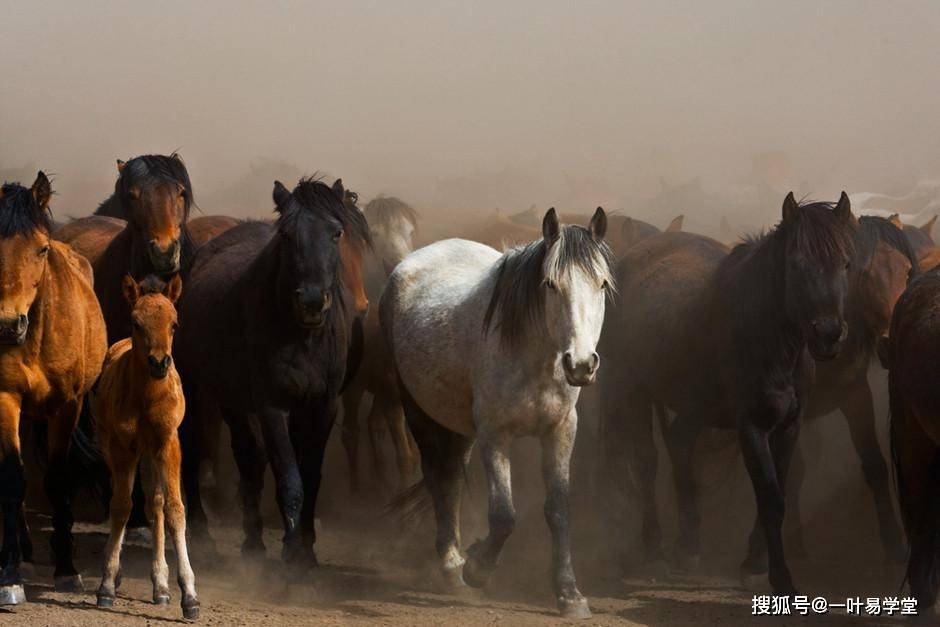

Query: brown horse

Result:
[0,174,107,605]
[53,216,125,264]
[882,267,940,610]
[93,275,198,619]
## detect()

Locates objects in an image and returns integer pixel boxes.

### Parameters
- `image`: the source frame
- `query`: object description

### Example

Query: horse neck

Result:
[719,234,804,375]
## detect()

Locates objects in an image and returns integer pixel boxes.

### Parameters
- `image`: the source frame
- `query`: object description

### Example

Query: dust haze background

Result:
[3,1,940,218]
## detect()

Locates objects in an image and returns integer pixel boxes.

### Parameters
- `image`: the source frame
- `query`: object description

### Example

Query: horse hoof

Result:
[558,595,592,619]
[96,594,114,608]
[241,538,266,556]
[154,594,171,605]
[124,527,153,545]
[54,574,84,593]
[440,566,468,591]
[0,584,26,605]
[182,597,200,620]
[462,554,493,589]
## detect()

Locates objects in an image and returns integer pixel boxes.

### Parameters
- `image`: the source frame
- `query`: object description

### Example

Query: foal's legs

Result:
[154,433,199,619]
[97,446,138,607]
[400,385,471,588]
[222,409,267,554]
[839,378,905,562]
[45,399,83,591]
[543,412,590,618]
[464,429,514,588]
[0,393,26,605]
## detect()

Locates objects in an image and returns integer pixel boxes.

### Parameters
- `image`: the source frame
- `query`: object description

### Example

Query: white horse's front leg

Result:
[542,411,591,619]
[464,430,514,588]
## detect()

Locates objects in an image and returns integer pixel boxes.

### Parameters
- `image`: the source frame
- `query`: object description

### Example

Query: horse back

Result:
[53,215,126,267]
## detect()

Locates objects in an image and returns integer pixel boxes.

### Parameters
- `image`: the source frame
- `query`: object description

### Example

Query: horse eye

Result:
[333,229,343,242]
[171,322,179,333]
[38,245,50,256]
[545,279,557,291]
[845,260,851,270]
[132,321,142,331]
[601,280,610,291]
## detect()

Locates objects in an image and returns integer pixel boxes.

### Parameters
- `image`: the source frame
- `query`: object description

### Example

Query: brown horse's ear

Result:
[272,181,291,212]
[116,159,126,173]
[30,171,52,209]
[889,213,903,229]
[332,178,345,200]
[666,214,684,232]
[622,217,637,247]
[164,274,183,304]
[542,208,560,243]
[921,215,937,237]
[589,207,607,242]
[782,192,799,222]
[834,191,853,223]
[122,275,140,306]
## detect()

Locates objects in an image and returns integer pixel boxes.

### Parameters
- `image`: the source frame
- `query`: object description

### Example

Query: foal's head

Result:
[112,154,193,275]
[0,172,54,345]
[778,192,856,360]
[484,208,613,386]
[364,196,419,274]
[122,274,182,379]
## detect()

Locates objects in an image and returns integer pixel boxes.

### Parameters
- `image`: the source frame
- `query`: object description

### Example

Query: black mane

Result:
[483,225,612,347]
[282,177,372,252]
[0,182,53,237]
[856,216,919,278]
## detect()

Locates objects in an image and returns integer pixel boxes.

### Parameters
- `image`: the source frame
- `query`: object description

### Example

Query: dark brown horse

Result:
[174,177,370,564]
[882,267,940,610]
[0,174,107,604]
[601,193,856,594]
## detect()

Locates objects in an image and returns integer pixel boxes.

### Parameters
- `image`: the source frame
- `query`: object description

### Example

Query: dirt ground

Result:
[1,370,924,626]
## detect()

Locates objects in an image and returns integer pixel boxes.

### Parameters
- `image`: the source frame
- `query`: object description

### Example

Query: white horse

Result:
[381,208,612,619]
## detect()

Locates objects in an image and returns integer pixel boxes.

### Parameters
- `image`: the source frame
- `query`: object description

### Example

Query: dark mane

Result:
[483,225,612,347]
[364,196,419,231]
[284,177,372,252]
[856,216,919,277]
[95,153,195,220]
[0,182,53,237]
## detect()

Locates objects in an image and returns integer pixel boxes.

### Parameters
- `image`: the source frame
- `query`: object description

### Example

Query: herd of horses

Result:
[1,153,940,619]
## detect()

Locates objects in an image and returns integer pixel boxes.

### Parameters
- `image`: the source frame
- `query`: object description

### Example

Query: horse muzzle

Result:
[0,314,28,346]
[807,318,848,361]
[563,351,600,387]
[147,354,172,379]
[148,240,182,275]
[294,289,332,330]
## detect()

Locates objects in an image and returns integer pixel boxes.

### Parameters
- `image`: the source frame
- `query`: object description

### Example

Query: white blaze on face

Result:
[560,266,606,365]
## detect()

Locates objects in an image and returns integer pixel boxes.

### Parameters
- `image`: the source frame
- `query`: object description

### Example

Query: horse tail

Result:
[384,479,432,524]
[69,393,111,511]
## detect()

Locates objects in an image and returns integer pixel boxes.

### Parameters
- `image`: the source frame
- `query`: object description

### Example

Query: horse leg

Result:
[292,399,336,566]
[148,462,170,605]
[257,406,305,566]
[663,412,703,571]
[400,384,470,589]
[222,410,267,555]
[628,389,665,569]
[155,433,199,619]
[543,410,590,618]
[0,393,26,605]
[385,398,416,489]
[126,469,150,534]
[464,429,514,589]
[45,399,83,592]
[784,439,806,557]
[739,419,799,595]
[366,395,390,486]
[96,449,137,608]
[840,378,905,563]
[16,505,32,565]
[341,380,364,493]
[179,381,211,544]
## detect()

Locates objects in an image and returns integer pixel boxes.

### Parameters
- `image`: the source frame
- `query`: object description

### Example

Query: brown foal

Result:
[93,274,198,619]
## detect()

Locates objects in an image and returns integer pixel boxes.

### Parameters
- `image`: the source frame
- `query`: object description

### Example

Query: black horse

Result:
[601,192,856,594]
[174,177,370,564]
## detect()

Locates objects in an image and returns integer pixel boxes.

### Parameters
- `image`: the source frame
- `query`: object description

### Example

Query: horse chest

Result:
[264,346,331,402]
[0,353,51,402]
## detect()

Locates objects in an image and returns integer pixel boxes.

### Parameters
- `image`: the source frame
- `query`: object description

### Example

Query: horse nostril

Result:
[161,355,171,369]
[588,352,600,372]
[562,352,574,372]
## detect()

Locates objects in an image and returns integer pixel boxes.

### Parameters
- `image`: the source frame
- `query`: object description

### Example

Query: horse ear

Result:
[589,207,607,242]
[122,274,140,306]
[921,215,937,237]
[782,192,799,223]
[622,217,637,247]
[272,181,291,213]
[834,191,853,222]
[30,171,52,209]
[164,274,183,304]
[666,214,684,232]
[542,208,560,243]
[331,178,345,200]
[889,213,903,229]
[116,159,126,173]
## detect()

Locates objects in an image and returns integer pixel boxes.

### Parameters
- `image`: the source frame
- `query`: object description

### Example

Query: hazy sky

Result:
[3,1,940,216]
